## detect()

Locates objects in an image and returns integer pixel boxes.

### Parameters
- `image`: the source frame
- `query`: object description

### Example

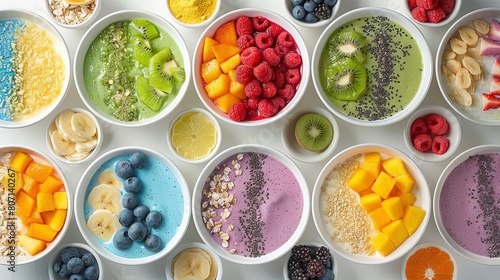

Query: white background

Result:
[1,0,500,279]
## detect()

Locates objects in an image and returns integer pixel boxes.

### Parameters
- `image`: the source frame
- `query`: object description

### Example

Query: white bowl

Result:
[165,242,223,280]
[0,10,70,129]
[312,7,432,127]
[401,243,457,280]
[74,146,190,265]
[283,0,341,28]
[74,10,191,127]
[0,145,72,266]
[436,8,500,126]
[192,144,310,265]
[312,143,431,264]
[193,8,310,127]
[44,0,102,29]
[403,105,461,162]
[164,0,221,29]
[48,242,103,280]
[282,242,338,280]
[46,108,103,165]
[166,107,221,164]
[403,0,462,28]
[281,106,340,163]
[434,145,500,265]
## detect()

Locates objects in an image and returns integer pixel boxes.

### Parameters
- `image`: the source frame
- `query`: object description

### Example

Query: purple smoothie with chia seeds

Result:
[200,152,303,257]
[440,153,500,258]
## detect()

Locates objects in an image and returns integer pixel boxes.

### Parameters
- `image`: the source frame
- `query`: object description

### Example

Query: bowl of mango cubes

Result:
[312,143,431,264]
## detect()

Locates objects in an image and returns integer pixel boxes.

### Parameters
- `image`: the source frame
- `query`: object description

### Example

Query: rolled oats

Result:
[47,0,96,26]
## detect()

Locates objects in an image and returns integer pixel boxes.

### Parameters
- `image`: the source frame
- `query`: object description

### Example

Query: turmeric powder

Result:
[168,0,217,24]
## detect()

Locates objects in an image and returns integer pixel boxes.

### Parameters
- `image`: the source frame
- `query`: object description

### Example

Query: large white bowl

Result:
[74,146,190,265]
[193,8,310,127]
[165,242,223,280]
[74,10,191,127]
[192,144,310,265]
[312,7,432,127]
[312,143,431,264]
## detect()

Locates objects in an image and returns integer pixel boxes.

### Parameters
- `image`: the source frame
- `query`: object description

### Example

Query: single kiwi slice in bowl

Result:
[135,75,168,112]
[133,36,154,66]
[294,113,334,152]
[328,30,367,64]
[132,19,159,40]
[148,47,185,94]
[325,58,367,101]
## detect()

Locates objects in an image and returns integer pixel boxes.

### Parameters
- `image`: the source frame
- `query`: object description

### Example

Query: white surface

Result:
[1,0,500,279]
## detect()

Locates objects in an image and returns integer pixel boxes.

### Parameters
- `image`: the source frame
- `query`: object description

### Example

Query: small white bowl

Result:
[46,108,103,165]
[434,145,500,265]
[281,106,340,163]
[282,242,338,280]
[403,0,462,28]
[48,242,103,280]
[44,0,102,29]
[74,10,191,127]
[165,242,223,280]
[166,108,221,164]
[164,0,221,29]
[401,243,457,280]
[403,105,461,162]
[283,0,341,28]
[192,144,310,265]
[312,7,433,127]
[312,143,431,264]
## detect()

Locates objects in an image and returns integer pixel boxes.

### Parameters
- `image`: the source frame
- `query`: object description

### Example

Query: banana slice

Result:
[71,112,97,138]
[452,87,472,107]
[473,19,490,35]
[458,27,478,46]
[51,130,76,156]
[443,50,456,60]
[63,0,95,5]
[445,59,461,74]
[173,251,211,280]
[86,209,121,241]
[456,67,472,89]
[97,169,122,189]
[65,151,91,162]
[177,248,217,280]
[59,110,92,143]
[467,47,483,62]
[75,137,98,154]
[87,184,123,214]
[462,56,481,76]
[449,38,467,55]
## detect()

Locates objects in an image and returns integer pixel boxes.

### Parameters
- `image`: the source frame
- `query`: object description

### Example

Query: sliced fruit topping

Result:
[173,250,211,280]
[132,19,159,40]
[212,43,240,62]
[294,113,333,152]
[328,31,367,63]
[325,59,367,101]
[86,209,121,241]
[71,112,97,138]
[214,20,237,45]
[481,93,500,111]
[97,168,122,189]
[149,47,175,93]
[133,35,154,66]
[87,184,123,215]
[487,19,500,41]
[62,0,94,5]
[135,75,168,112]
[480,37,500,57]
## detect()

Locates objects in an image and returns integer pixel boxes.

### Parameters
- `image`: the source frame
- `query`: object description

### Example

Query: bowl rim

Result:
[402,0,462,28]
[164,0,221,29]
[164,241,223,280]
[435,7,500,126]
[400,242,457,280]
[282,242,338,280]
[312,143,431,264]
[48,242,104,280]
[192,144,311,265]
[0,9,71,129]
[192,7,310,127]
[434,144,500,265]
[73,9,191,128]
[282,0,342,28]
[311,7,433,127]
[74,146,191,265]
[43,0,102,29]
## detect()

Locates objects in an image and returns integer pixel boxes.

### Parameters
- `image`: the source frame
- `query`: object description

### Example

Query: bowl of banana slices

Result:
[47,108,103,164]
[165,242,223,280]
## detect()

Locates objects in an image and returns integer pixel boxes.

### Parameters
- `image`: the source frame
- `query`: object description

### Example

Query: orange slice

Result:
[403,244,456,280]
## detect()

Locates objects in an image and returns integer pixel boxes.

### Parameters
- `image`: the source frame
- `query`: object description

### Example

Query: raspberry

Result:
[244,79,262,98]
[228,101,247,122]
[432,136,450,155]
[416,0,438,9]
[240,47,262,67]
[425,113,449,135]
[268,23,284,38]
[235,65,254,85]
[262,48,281,66]
[258,99,278,118]
[261,82,277,98]
[286,68,301,85]
[427,7,446,23]
[271,96,285,110]
[252,16,270,32]
[278,84,296,102]
[408,0,418,9]
[277,31,295,48]
[410,118,428,136]
[274,45,291,58]
[273,72,286,89]
[247,97,260,110]
[438,0,455,14]
[255,32,274,50]
[284,52,302,68]
[411,7,428,22]
[236,16,253,36]
[275,62,289,75]
[253,61,273,83]
[247,109,262,120]
[237,35,255,50]
[412,133,432,152]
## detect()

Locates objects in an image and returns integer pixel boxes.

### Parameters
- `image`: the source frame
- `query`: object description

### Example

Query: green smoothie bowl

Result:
[74,10,190,127]
[311,7,432,127]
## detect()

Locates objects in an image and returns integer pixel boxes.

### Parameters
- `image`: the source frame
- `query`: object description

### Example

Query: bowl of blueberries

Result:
[49,243,102,280]
[284,0,341,28]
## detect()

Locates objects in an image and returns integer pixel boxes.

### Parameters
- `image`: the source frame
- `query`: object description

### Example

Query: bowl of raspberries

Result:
[404,0,462,27]
[404,105,461,162]
[284,0,341,28]
[283,243,337,280]
[193,8,310,126]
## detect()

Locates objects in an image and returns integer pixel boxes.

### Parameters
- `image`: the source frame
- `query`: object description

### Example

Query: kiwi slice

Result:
[148,47,175,93]
[135,75,168,112]
[328,31,367,64]
[132,19,159,40]
[325,58,367,101]
[133,35,154,66]
[294,113,333,152]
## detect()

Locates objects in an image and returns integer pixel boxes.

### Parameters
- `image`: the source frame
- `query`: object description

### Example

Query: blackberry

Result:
[314,3,332,20]
[291,245,311,263]
[307,259,325,278]
[288,258,303,272]
[315,246,331,265]
[290,269,308,280]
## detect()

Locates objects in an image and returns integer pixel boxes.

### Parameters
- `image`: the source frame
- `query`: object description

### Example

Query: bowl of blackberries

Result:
[283,243,337,280]
[49,243,102,280]
[284,0,341,28]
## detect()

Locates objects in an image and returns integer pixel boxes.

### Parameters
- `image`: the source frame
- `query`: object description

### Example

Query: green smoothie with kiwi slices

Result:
[83,19,185,122]
[319,16,422,121]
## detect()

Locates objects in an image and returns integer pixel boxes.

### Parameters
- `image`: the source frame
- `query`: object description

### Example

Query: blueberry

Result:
[58,264,72,279]
[83,265,99,280]
[133,205,150,221]
[130,152,147,169]
[304,12,319,23]
[113,228,133,250]
[291,5,306,20]
[121,192,139,210]
[118,208,135,227]
[303,0,317,12]
[115,160,134,179]
[145,210,163,229]
[81,252,96,267]
[313,0,323,3]
[291,0,305,5]
[128,222,149,242]
[53,261,62,273]
[318,268,335,280]
[144,234,162,251]
[67,257,85,274]
[61,247,80,263]
[70,275,85,280]
[324,0,337,6]
[123,176,142,193]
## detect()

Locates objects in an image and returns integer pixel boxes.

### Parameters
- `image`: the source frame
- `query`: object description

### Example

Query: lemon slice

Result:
[63,0,94,6]
[171,112,218,160]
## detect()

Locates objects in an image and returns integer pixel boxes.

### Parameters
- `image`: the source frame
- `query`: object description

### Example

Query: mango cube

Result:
[371,232,396,257]
[359,193,381,213]
[371,171,396,199]
[363,152,381,179]
[402,205,426,235]
[22,174,39,198]
[205,74,231,99]
[10,152,33,173]
[381,158,407,177]
[215,93,241,113]
[25,162,54,183]
[39,175,63,193]
[214,20,237,45]
[347,168,375,193]
[16,190,36,218]
[42,209,67,231]
[220,54,241,73]
[201,58,222,84]
[394,173,415,194]
[369,207,391,231]
[381,219,409,248]
[381,197,404,221]
[1,170,23,194]
[53,192,68,209]
[230,80,246,100]
[400,192,417,207]
[212,43,240,62]
[37,192,55,213]
[18,234,46,256]
[27,223,58,242]
[202,37,219,62]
